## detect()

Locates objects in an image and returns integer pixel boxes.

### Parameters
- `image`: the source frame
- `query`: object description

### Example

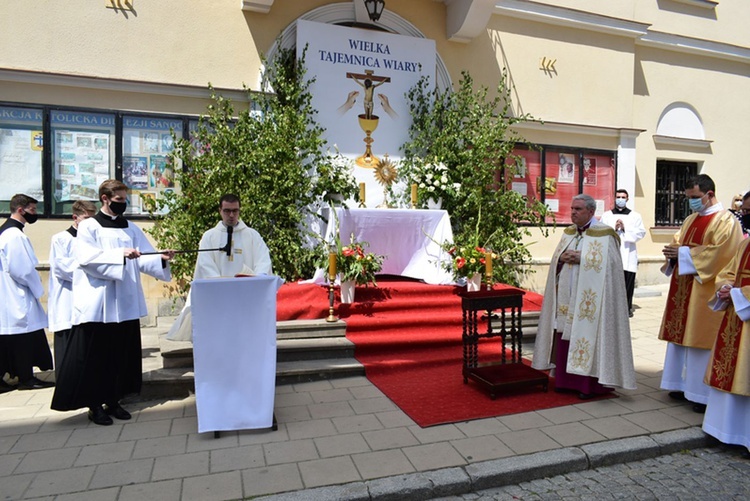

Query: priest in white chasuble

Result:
[52,180,174,426]
[166,193,273,342]
[703,236,750,458]
[659,174,743,413]
[533,194,637,399]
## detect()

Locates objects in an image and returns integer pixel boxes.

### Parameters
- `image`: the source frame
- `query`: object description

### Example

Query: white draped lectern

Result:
[191,275,283,434]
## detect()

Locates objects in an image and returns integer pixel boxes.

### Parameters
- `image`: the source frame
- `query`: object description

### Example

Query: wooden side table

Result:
[460,288,548,399]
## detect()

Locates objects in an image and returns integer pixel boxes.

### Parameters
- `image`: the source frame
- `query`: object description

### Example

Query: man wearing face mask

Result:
[52,180,175,425]
[600,189,646,318]
[0,194,54,392]
[166,193,272,342]
[659,174,743,413]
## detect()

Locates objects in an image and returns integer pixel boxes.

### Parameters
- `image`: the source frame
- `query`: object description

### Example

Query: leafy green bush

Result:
[147,48,357,297]
[399,71,550,285]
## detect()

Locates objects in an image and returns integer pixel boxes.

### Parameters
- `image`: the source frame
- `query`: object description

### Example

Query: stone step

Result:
[140,358,365,399]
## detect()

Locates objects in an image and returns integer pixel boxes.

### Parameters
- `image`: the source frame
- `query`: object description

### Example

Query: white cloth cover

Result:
[48,230,77,332]
[312,208,454,285]
[600,209,646,273]
[166,220,273,342]
[191,275,283,433]
[72,216,171,324]
[0,226,47,335]
[703,388,750,450]
[660,343,711,404]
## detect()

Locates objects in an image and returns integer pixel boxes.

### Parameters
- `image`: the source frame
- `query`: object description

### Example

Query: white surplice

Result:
[0,223,47,335]
[72,215,171,325]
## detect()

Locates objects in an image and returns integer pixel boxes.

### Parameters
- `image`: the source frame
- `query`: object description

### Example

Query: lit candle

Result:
[485,252,493,278]
[359,182,366,204]
[411,184,417,206]
[328,252,337,280]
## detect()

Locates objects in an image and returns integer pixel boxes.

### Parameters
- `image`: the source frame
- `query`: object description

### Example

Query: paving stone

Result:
[314,432,371,457]
[152,450,209,480]
[242,463,305,498]
[15,447,81,473]
[351,449,416,480]
[182,470,243,501]
[298,455,361,488]
[88,458,154,489]
[256,481,369,501]
[24,466,96,497]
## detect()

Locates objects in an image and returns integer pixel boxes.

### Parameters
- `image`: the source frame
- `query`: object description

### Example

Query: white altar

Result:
[191,275,283,433]
[314,208,454,285]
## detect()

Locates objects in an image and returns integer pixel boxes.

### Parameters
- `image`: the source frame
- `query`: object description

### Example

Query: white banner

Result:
[297,20,435,207]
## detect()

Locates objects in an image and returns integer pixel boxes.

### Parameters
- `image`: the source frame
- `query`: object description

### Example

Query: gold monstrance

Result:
[346,70,391,168]
[374,155,398,208]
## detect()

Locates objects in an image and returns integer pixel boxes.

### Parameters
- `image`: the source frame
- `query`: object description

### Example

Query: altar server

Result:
[0,194,54,392]
[51,180,174,425]
[166,193,272,342]
[533,194,637,398]
[48,200,97,375]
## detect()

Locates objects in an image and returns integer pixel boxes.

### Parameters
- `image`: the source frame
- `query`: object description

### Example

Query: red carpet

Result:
[277,277,613,427]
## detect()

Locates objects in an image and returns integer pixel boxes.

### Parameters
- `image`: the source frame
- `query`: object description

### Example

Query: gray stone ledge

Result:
[581,435,661,468]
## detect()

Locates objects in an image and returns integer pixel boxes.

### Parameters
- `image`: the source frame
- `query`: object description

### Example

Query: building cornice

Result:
[637,30,750,64]
[670,0,718,9]
[494,0,650,39]
[241,0,274,14]
[0,69,258,103]
[513,120,646,139]
[652,134,713,150]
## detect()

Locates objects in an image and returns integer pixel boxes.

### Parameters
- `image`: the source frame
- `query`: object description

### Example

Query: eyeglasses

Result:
[221,209,240,215]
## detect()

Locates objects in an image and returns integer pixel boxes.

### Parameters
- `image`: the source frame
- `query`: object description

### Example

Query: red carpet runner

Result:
[277,277,611,427]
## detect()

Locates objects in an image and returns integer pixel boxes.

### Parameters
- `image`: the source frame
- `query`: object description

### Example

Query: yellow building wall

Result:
[2,0,749,299]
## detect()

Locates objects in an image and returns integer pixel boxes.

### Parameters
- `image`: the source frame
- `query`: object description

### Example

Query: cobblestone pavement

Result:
[439,446,750,500]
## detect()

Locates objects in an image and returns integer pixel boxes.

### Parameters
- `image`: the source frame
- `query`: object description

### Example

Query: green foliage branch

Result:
[399,70,550,285]
[146,47,358,297]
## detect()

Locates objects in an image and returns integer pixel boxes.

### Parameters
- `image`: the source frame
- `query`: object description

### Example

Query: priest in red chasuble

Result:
[533,194,637,399]
[703,235,750,458]
[659,174,743,413]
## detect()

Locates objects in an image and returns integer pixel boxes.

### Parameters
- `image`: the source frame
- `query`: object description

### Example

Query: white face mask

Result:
[615,198,627,208]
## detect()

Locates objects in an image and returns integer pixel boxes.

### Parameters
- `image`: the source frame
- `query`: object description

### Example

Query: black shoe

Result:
[17,377,55,390]
[628,310,634,318]
[88,406,113,426]
[105,403,131,420]
[741,448,750,460]
[578,392,596,400]
[692,403,707,414]
[0,380,15,394]
[668,391,687,401]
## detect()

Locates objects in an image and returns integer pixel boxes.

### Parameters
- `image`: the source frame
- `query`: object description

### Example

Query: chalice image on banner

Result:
[344,70,391,168]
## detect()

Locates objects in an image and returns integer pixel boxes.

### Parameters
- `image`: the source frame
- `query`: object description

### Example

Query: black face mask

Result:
[109,201,127,216]
[23,211,38,224]
[742,213,750,229]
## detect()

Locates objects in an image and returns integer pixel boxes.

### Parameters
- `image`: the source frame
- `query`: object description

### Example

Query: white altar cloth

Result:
[191,275,283,433]
[314,208,454,285]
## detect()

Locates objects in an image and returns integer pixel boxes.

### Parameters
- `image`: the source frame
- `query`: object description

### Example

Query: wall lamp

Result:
[363,0,385,22]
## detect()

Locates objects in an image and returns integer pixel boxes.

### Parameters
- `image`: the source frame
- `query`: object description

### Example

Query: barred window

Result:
[655,160,697,227]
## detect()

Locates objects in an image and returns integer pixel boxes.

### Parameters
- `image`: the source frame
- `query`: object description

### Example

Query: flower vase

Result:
[427,197,443,210]
[340,280,356,304]
[466,273,482,292]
